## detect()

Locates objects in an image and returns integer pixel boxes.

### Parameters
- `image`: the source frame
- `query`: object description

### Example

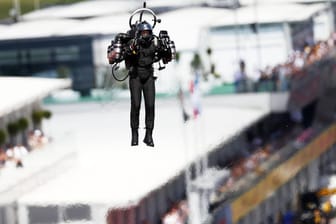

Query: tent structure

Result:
[58,13,131,36]
[22,0,137,20]
[0,77,70,117]
[0,19,80,40]
[16,94,270,224]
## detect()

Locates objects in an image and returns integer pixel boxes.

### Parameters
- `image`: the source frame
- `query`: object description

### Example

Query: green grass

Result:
[0,0,84,20]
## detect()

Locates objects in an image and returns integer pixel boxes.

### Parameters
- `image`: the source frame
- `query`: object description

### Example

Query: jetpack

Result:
[107,1,176,81]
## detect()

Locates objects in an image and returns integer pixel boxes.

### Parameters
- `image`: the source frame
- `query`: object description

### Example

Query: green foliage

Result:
[175,52,180,63]
[211,63,215,74]
[32,110,52,126]
[43,110,52,119]
[0,130,6,146]
[213,72,221,79]
[7,122,19,137]
[206,47,212,56]
[209,63,220,78]
[191,53,202,70]
[56,66,71,78]
[17,117,29,131]
[32,110,44,125]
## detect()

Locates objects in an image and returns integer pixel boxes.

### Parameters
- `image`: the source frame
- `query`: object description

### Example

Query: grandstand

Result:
[206,51,336,223]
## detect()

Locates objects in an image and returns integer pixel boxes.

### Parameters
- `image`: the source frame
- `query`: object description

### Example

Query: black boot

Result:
[131,128,138,146]
[143,128,154,147]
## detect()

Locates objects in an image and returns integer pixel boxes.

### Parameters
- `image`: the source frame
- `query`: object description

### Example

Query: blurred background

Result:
[1,0,336,224]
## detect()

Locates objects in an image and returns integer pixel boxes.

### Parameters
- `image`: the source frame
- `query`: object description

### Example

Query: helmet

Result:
[137,21,152,32]
[136,21,153,40]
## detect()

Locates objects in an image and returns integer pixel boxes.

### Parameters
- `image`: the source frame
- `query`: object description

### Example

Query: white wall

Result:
[208,23,288,83]
[92,35,115,88]
[314,9,333,42]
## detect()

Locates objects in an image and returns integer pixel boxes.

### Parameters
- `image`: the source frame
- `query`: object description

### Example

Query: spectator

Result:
[177,85,190,123]
[13,144,28,161]
[277,64,290,92]
[270,66,279,91]
[6,145,14,159]
[28,129,50,149]
[283,208,296,224]
[275,211,283,224]
[244,157,256,172]
[6,145,25,168]
[257,69,271,92]
[234,60,247,93]
[0,148,7,168]
[267,215,274,224]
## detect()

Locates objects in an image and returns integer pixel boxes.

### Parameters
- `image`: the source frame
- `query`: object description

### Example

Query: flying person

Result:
[107,4,176,147]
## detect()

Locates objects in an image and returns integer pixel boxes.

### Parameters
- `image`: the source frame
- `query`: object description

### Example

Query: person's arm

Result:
[124,39,138,57]
[124,39,138,69]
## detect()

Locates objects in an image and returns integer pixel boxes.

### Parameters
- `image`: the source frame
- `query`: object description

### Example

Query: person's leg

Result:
[129,76,142,146]
[142,76,155,146]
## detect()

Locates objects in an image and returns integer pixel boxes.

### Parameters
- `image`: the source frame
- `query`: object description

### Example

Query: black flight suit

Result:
[125,37,170,146]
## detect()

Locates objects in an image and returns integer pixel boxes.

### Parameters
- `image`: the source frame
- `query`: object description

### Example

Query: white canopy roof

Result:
[18,95,269,206]
[22,0,137,20]
[57,7,233,50]
[0,77,70,117]
[210,3,327,28]
[21,0,205,21]
[0,25,8,32]
[0,19,80,40]
[59,13,131,36]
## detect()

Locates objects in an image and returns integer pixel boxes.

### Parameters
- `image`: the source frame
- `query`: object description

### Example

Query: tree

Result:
[206,47,212,57]
[17,117,29,145]
[56,66,71,79]
[18,117,29,131]
[43,110,52,119]
[0,129,6,146]
[206,47,220,79]
[175,52,180,63]
[32,110,44,129]
[211,64,221,78]
[32,109,52,131]
[7,122,20,144]
[191,53,203,71]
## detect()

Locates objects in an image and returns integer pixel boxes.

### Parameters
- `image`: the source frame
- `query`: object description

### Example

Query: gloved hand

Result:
[107,44,115,64]
[107,49,117,64]
[129,39,138,55]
